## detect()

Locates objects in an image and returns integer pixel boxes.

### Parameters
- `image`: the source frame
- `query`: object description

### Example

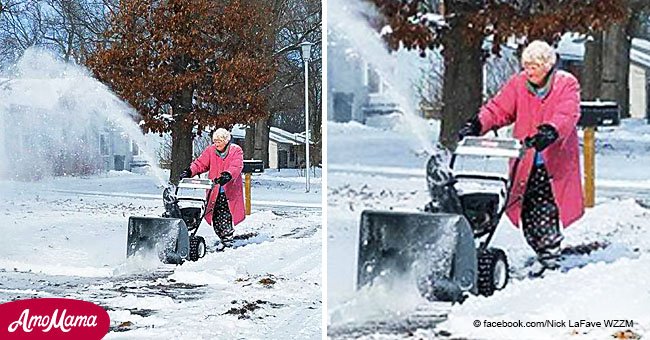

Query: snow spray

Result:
[328,0,437,154]
[0,48,167,186]
[328,0,459,323]
[328,274,428,326]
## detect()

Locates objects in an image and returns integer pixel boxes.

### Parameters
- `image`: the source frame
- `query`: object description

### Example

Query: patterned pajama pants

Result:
[521,163,563,254]
[212,191,234,240]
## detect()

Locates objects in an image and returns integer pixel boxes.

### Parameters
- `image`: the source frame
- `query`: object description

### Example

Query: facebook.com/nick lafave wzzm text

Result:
[473,319,634,329]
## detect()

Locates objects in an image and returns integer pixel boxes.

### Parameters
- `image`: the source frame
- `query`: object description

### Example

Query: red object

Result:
[0,298,110,340]
[478,70,585,228]
[191,143,246,226]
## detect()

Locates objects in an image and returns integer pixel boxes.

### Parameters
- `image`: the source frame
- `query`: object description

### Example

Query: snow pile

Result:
[442,254,650,340]
[437,198,650,339]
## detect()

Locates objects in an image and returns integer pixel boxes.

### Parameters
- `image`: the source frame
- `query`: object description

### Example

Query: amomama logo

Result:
[0,298,110,339]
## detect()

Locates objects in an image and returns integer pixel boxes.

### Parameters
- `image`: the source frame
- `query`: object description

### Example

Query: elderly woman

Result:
[179,128,245,248]
[458,40,584,276]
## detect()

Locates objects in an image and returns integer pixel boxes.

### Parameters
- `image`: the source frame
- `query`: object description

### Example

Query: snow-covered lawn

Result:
[0,170,322,339]
[327,116,650,339]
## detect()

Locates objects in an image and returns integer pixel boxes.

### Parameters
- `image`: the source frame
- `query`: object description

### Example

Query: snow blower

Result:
[357,136,524,302]
[127,178,213,264]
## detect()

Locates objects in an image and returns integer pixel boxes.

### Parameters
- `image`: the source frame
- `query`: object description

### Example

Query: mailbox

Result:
[243,160,264,174]
[579,101,619,127]
[577,101,618,209]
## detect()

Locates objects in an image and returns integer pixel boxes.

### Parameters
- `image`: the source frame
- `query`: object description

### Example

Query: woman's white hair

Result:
[212,128,231,142]
[521,40,557,69]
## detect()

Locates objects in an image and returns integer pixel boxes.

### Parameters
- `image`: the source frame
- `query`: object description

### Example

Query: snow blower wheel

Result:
[477,248,509,297]
[189,235,206,261]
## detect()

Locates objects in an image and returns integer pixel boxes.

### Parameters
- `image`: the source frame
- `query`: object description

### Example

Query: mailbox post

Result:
[243,160,264,215]
[583,125,596,208]
[579,101,619,208]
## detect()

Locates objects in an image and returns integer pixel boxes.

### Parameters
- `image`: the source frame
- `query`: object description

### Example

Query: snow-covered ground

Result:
[327,116,650,339]
[0,169,322,339]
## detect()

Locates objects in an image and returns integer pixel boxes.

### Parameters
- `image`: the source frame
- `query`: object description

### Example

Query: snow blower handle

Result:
[451,137,525,171]
[176,178,215,196]
[179,168,192,181]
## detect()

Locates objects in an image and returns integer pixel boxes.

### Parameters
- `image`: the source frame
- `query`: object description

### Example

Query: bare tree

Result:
[245,0,322,168]
[583,1,650,118]
[485,49,520,98]
[0,0,114,64]
[40,0,115,62]
[0,0,43,64]
[414,51,444,119]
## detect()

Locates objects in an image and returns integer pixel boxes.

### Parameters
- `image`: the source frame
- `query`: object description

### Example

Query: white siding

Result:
[269,141,278,169]
[630,64,647,119]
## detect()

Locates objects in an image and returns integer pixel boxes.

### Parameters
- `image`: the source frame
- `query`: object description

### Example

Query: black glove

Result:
[214,171,232,185]
[457,116,482,141]
[179,168,192,180]
[524,124,559,152]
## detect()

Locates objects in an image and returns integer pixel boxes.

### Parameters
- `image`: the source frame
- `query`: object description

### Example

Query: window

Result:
[333,92,353,122]
[132,141,140,156]
[367,66,381,94]
[100,134,109,156]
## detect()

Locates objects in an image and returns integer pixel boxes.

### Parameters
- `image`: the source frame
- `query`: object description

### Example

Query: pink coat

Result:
[190,143,245,226]
[478,70,584,228]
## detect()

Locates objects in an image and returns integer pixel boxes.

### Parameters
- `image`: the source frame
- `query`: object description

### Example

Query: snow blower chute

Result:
[357,137,524,302]
[127,178,214,264]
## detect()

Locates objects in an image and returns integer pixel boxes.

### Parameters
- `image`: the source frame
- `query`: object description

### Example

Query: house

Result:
[555,34,586,77]
[100,124,155,172]
[231,125,246,145]
[268,127,312,169]
[187,125,312,170]
[556,34,650,122]
[0,77,148,179]
[630,39,650,121]
[328,34,420,124]
[0,77,311,179]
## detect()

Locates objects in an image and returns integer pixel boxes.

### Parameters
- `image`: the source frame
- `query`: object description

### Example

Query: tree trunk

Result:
[170,122,193,185]
[440,23,484,149]
[601,23,631,118]
[309,72,322,167]
[253,117,270,167]
[582,32,603,100]
[310,108,322,167]
[244,124,255,159]
[169,89,194,184]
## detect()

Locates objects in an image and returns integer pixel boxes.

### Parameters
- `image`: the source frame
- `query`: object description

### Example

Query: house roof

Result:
[556,33,585,61]
[231,124,246,139]
[556,34,650,69]
[270,127,313,145]
[631,39,650,69]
